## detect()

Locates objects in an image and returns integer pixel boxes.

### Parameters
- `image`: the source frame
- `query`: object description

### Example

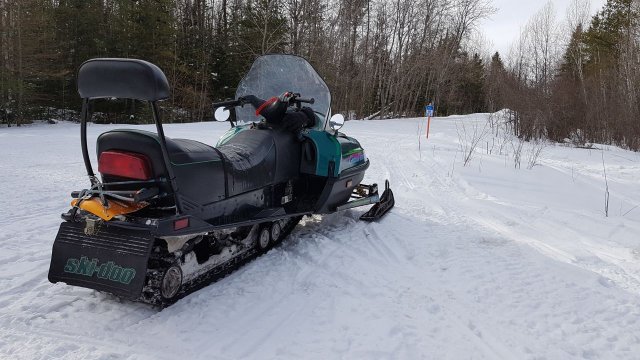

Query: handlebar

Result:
[212,98,242,109]
[212,94,315,111]
[296,97,315,105]
[212,93,317,126]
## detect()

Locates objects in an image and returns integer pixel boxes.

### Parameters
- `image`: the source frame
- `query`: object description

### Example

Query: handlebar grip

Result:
[297,98,315,105]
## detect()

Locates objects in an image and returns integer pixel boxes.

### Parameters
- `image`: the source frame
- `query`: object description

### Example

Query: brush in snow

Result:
[48,55,394,307]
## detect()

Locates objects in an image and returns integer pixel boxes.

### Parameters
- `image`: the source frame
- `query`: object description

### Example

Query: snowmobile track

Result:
[149,216,303,308]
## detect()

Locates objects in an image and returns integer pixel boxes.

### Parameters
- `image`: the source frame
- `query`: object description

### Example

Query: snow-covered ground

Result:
[1,114,639,359]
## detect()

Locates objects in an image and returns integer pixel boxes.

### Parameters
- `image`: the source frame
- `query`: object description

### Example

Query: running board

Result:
[336,193,380,212]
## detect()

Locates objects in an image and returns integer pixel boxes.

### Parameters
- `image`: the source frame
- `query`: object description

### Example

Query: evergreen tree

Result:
[237,0,288,57]
[560,24,587,81]
[108,0,176,64]
[583,0,634,68]
[484,52,506,112]
[462,53,486,114]
[53,0,105,111]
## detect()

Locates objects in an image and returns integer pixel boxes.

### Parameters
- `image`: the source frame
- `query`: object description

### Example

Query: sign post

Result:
[425,103,434,138]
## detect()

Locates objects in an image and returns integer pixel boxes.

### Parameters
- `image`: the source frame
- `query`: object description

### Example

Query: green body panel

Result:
[302,129,342,177]
[342,147,363,156]
[338,135,367,173]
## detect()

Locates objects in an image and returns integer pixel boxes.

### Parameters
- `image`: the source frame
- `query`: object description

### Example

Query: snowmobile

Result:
[47,54,394,306]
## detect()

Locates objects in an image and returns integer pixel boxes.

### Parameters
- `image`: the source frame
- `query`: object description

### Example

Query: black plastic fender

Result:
[48,221,154,300]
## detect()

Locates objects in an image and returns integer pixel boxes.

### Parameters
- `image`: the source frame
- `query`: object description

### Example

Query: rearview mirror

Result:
[329,114,345,131]
[214,107,230,122]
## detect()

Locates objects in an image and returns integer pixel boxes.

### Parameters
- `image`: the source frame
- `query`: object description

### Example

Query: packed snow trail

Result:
[0,115,639,359]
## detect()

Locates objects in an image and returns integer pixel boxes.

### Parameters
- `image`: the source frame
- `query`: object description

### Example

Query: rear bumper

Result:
[48,221,154,300]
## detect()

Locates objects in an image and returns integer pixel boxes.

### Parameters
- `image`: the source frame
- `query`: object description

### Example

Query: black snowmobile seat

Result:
[218,130,274,171]
[217,129,277,196]
[97,128,292,203]
[97,129,228,205]
[169,138,222,164]
[97,129,221,170]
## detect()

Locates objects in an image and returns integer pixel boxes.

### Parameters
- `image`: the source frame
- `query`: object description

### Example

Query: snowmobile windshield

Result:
[235,54,331,130]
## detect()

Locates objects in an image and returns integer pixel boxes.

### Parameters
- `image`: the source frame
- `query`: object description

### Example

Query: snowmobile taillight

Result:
[174,218,189,231]
[98,151,152,180]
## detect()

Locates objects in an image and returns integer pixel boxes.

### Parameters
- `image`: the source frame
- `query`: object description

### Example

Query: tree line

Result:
[498,0,640,151]
[1,0,493,124]
[1,0,638,151]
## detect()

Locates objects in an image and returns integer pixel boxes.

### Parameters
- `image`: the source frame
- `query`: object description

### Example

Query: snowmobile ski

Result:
[360,180,395,221]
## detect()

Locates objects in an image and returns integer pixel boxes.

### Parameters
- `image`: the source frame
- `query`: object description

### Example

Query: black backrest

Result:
[78,58,170,101]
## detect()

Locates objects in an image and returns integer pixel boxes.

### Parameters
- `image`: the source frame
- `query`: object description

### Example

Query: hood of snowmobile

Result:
[338,135,367,173]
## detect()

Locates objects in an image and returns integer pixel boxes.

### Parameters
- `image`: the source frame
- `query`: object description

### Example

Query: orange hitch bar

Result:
[71,198,148,221]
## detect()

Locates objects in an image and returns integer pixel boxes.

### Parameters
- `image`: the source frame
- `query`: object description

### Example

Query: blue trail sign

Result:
[425,104,434,117]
